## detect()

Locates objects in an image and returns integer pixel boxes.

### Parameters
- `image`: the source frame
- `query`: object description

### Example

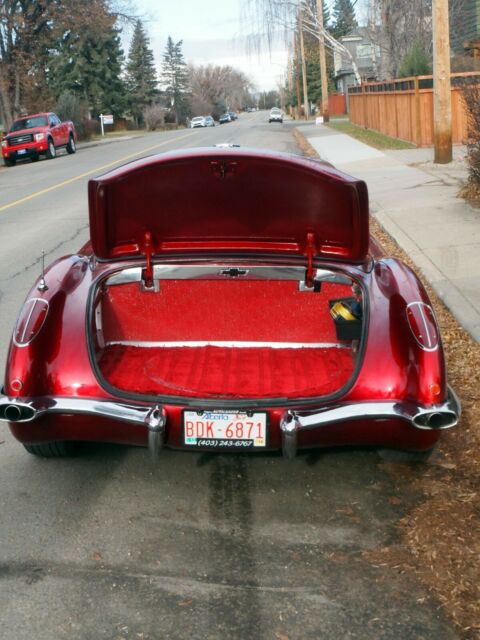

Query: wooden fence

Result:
[348,72,480,146]
[328,92,347,116]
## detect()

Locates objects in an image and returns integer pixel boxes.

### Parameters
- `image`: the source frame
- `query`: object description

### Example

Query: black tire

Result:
[3,157,15,167]
[46,138,56,159]
[378,448,434,463]
[66,134,76,154]
[24,441,78,458]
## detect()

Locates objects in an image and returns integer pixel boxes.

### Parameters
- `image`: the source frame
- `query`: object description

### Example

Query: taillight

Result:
[406,302,439,351]
[13,298,49,346]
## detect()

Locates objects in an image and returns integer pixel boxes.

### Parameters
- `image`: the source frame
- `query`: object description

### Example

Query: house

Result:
[333,27,382,93]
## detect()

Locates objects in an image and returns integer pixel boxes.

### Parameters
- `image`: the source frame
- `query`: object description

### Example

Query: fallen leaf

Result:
[93,551,102,561]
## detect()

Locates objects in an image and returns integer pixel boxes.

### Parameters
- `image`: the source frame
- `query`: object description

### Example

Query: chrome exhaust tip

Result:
[0,403,36,422]
[412,410,458,430]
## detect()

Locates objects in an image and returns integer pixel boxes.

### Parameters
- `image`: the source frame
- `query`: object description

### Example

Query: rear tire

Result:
[24,441,78,458]
[3,157,15,167]
[66,135,76,154]
[378,448,433,463]
[46,139,56,159]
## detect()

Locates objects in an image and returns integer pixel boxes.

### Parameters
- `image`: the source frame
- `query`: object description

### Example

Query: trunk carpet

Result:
[99,345,354,398]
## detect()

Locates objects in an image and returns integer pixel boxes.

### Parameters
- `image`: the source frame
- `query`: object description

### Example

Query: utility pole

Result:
[432,0,452,163]
[294,30,302,119]
[316,0,329,122]
[299,12,310,119]
[287,44,294,117]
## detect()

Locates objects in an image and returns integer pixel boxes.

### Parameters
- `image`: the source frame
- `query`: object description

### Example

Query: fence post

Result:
[414,77,422,146]
[362,83,366,128]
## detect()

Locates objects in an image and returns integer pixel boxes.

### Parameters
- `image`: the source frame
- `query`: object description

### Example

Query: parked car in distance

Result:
[190,116,207,128]
[1,112,77,166]
[0,147,460,462]
[228,111,238,121]
[269,108,283,123]
[204,116,215,127]
[219,113,231,124]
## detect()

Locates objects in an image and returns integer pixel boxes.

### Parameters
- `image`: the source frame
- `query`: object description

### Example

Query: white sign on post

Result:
[99,114,114,136]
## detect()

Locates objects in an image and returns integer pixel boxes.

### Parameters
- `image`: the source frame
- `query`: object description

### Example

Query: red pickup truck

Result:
[1,112,77,167]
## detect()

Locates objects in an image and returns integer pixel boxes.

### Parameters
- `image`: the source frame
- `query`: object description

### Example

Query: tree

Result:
[332,0,358,39]
[189,64,254,118]
[125,20,158,126]
[363,0,432,79]
[0,0,122,128]
[161,37,190,125]
[398,40,431,77]
[48,24,127,118]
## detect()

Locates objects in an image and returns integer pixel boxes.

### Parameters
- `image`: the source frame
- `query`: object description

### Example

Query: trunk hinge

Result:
[141,231,159,292]
[304,232,317,289]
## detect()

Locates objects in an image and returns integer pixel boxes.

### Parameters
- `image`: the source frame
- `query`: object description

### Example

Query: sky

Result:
[129,0,289,91]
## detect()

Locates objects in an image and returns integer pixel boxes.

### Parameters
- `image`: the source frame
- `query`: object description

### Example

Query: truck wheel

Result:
[3,157,16,167]
[66,135,76,154]
[46,139,56,159]
[24,441,78,458]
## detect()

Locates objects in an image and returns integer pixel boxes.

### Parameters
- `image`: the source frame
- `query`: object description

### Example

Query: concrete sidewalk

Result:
[297,121,480,342]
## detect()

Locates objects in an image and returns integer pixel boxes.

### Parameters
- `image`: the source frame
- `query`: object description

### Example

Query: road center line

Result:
[0,131,195,214]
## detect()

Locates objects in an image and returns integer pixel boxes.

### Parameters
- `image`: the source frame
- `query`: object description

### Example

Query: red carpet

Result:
[99,344,354,398]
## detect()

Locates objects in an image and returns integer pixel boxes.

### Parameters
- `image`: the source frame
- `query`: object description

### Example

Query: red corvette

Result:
[0,148,460,460]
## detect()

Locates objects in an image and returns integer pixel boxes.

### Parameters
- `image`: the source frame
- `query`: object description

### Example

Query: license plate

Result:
[184,411,267,448]
[17,149,26,155]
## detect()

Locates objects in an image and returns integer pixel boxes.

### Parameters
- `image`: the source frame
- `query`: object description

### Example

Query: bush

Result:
[398,41,431,78]
[55,91,89,140]
[143,105,165,131]
[462,82,480,189]
[83,118,100,139]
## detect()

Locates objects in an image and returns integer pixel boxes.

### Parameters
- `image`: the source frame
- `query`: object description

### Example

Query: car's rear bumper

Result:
[0,387,460,458]
[279,386,460,458]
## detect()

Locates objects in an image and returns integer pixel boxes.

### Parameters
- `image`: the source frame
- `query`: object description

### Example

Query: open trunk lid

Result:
[88,148,369,262]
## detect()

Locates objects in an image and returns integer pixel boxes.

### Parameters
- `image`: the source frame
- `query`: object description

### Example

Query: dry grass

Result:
[294,126,480,639]
[459,180,480,208]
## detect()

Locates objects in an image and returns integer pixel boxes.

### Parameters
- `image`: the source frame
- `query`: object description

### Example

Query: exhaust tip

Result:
[0,403,35,422]
[413,410,458,430]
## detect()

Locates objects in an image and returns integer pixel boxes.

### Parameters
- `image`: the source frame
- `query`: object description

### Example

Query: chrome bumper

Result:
[0,394,166,460]
[0,386,460,460]
[279,386,461,459]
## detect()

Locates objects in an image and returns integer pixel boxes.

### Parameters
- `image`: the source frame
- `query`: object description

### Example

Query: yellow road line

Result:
[0,131,195,214]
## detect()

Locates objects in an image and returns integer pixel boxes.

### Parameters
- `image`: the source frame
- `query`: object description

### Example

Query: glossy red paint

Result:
[88,148,369,262]
[1,148,455,456]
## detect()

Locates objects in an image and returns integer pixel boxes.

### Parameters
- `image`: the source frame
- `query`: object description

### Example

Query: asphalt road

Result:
[0,112,459,639]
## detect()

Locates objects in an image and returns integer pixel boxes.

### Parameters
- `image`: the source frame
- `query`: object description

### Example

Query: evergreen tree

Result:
[161,37,191,125]
[48,25,127,119]
[398,41,431,77]
[125,20,158,126]
[332,0,357,40]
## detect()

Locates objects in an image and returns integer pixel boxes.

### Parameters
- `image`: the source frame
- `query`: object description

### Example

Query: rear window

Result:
[11,116,48,131]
